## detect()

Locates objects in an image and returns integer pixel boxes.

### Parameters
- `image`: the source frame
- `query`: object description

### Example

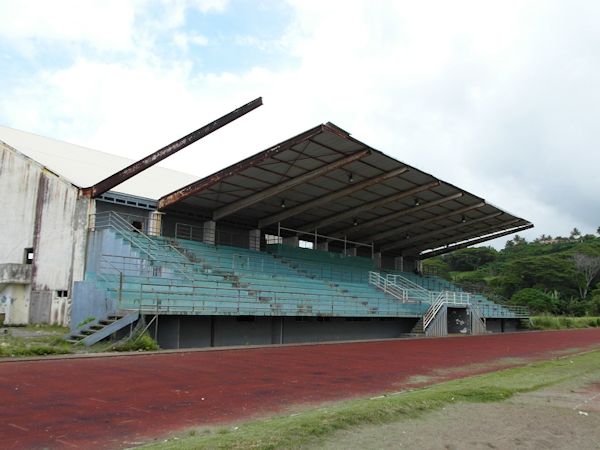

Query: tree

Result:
[573,253,600,299]
[597,226,600,236]
[511,288,558,314]
[570,228,582,240]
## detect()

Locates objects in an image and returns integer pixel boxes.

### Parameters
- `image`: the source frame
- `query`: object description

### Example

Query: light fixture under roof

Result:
[353,218,358,226]
[348,172,354,183]
[414,198,420,206]
[280,199,286,208]
[461,215,467,223]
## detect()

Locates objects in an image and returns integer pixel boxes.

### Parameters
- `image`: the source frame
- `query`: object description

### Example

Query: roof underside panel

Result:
[159,123,532,257]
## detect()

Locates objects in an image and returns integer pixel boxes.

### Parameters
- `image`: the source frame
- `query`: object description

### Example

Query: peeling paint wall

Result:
[0,143,90,325]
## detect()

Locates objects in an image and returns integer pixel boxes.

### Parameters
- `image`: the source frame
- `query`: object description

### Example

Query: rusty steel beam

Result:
[211,148,371,221]
[257,166,409,229]
[418,223,534,259]
[298,180,440,232]
[334,191,462,237]
[359,201,485,243]
[82,97,263,198]
[381,212,503,252]
[402,218,523,256]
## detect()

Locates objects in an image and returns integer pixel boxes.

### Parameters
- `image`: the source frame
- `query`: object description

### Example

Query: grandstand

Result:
[0,99,532,348]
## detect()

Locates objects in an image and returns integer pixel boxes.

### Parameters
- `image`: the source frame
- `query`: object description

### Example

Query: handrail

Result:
[423,291,471,331]
[91,211,195,281]
[385,273,428,293]
[368,271,408,302]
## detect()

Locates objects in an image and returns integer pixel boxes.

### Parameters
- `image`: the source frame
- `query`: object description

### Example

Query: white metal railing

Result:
[423,291,471,330]
[368,271,407,302]
[385,273,428,293]
[91,211,194,281]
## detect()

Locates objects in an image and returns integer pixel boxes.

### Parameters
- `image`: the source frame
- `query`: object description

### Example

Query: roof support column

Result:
[249,229,261,251]
[203,221,216,245]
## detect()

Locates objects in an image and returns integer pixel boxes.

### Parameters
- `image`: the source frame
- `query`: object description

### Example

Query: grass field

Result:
[142,349,600,449]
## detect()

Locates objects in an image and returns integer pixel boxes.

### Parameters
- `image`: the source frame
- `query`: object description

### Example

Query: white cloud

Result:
[0,0,136,50]
[2,0,600,245]
[189,0,229,13]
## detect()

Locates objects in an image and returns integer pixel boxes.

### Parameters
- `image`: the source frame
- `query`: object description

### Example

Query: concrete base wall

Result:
[149,315,419,349]
[485,318,521,333]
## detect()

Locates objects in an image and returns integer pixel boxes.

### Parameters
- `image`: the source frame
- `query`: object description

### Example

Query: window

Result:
[132,221,143,232]
[24,248,34,264]
[299,240,314,249]
[56,290,69,298]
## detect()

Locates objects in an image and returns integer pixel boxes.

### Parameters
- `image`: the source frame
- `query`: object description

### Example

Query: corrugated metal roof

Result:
[158,123,532,257]
[0,125,198,199]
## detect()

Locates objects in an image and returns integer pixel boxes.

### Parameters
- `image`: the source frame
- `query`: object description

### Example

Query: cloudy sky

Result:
[1,0,599,246]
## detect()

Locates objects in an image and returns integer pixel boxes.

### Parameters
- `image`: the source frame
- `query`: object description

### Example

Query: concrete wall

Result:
[0,143,90,325]
[150,315,418,349]
[71,281,117,332]
[0,284,30,325]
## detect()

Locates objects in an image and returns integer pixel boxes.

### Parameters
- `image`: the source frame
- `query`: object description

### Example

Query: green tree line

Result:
[423,228,600,315]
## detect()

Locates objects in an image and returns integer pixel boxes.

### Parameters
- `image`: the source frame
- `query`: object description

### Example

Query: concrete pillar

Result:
[203,221,216,245]
[394,256,404,272]
[345,247,357,257]
[373,252,382,269]
[282,236,299,247]
[147,211,164,236]
[249,229,261,251]
[317,241,329,251]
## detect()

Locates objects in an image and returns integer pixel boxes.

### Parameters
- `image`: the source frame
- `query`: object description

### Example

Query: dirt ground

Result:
[316,370,600,449]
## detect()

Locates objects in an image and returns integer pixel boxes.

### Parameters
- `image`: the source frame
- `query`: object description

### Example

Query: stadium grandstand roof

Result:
[158,122,533,258]
[0,125,197,200]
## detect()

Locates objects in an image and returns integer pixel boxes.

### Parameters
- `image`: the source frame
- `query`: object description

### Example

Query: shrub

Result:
[111,332,159,352]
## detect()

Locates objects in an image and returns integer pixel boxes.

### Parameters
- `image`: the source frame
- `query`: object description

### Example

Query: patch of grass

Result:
[530,316,600,330]
[142,350,600,450]
[110,332,159,352]
[23,323,70,334]
[0,334,72,357]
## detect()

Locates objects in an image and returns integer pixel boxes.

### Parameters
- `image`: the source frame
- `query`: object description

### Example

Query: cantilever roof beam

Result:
[298,180,440,232]
[257,166,409,229]
[402,218,524,256]
[211,148,371,221]
[359,201,485,243]
[381,212,503,252]
[418,223,534,259]
[83,97,263,198]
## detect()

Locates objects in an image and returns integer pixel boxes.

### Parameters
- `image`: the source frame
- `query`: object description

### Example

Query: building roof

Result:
[158,122,533,257]
[0,125,198,200]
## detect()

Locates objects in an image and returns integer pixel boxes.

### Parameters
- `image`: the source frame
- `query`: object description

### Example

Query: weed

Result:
[110,332,159,352]
[530,316,600,330]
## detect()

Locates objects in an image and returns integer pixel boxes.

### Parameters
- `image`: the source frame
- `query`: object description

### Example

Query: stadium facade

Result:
[0,100,533,348]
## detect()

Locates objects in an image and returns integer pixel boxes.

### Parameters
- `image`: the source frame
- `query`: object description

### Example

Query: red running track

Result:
[1,328,600,449]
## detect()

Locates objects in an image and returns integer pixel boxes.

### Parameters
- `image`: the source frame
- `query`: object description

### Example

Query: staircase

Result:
[66,312,140,346]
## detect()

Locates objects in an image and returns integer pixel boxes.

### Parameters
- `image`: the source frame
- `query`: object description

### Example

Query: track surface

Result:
[1,328,600,449]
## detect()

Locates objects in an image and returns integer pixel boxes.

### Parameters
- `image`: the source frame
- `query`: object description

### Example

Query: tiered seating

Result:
[90,232,425,318]
[385,270,521,318]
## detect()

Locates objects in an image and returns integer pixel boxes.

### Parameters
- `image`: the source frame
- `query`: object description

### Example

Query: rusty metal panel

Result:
[424,305,447,337]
